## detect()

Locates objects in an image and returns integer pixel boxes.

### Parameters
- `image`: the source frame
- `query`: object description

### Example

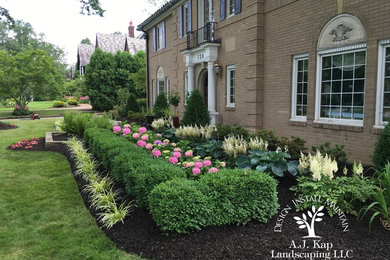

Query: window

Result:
[152,80,156,104]
[375,40,390,127]
[226,0,235,17]
[178,1,192,38]
[158,80,164,95]
[220,0,241,21]
[316,47,366,125]
[166,77,170,99]
[291,54,308,121]
[153,21,165,51]
[226,65,236,107]
[184,72,189,104]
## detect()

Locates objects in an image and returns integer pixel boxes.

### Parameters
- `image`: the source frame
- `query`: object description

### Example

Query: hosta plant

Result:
[236,149,299,177]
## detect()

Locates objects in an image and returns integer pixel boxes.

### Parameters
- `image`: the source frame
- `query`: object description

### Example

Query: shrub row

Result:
[84,128,186,208]
[149,169,279,233]
[84,128,279,233]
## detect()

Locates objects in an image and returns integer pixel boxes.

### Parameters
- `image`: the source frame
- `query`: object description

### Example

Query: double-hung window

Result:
[375,40,390,126]
[178,0,192,38]
[220,0,241,21]
[291,54,309,121]
[153,21,166,51]
[226,65,236,107]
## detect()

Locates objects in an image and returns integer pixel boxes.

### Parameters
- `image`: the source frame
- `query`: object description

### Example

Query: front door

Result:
[203,74,208,107]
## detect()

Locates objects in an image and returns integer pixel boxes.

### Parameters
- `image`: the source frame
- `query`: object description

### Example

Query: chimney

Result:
[128,20,134,38]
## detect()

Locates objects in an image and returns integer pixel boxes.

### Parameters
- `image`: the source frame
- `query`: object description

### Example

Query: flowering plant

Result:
[9,137,40,150]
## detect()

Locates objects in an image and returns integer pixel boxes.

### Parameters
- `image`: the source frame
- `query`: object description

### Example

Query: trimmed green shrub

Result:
[125,93,140,113]
[372,124,390,169]
[127,111,146,122]
[312,141,347,163]
[137,98,147,111]
[67,99,79,106]
[133,163,187,208]
[279,136,306,160]
[181,89,210,126]
[214,123,250,140]
[12,107,31,116]
[112,151,152,185]
[201,169,279,226]
[148,179,211,233]
[153,93,169,118]
[53,101,66,107]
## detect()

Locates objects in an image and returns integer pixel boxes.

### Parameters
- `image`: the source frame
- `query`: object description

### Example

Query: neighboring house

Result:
[76,44,94,75]
[137,0,390,164]
[76,21,146,75]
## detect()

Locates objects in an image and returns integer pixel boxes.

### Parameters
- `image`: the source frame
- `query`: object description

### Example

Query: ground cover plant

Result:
[0,118,135,259]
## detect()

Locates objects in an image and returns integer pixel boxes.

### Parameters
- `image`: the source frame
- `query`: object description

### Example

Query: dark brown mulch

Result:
[8,139,390,260]
[0,121,17,130]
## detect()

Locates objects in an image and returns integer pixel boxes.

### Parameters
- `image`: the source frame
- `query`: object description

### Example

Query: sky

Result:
[2,0,164,65]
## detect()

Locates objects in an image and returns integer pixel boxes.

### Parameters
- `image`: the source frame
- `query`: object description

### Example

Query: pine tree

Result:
[181,89,210,126]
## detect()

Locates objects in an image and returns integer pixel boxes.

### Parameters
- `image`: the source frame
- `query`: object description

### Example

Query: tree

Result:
[181,89,210,126]
[81,38,92,45]
[85,48,117,111]
[0,48,63,109]
[131,51,146,97]
[1,1,105,27]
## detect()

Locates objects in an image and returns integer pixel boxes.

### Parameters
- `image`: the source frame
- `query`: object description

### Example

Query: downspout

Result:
[142,31,150,109]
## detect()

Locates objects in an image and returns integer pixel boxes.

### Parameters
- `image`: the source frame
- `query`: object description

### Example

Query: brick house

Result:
[137,0,390,164]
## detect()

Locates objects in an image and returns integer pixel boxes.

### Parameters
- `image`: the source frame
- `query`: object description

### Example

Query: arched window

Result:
[157,66,165,96]
[315,14,367,126]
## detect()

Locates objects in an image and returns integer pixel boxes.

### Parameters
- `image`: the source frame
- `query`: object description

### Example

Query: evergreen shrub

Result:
[372,124,390,169]
[181,89,210,126]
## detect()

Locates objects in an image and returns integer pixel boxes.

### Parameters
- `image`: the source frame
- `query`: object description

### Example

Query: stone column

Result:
[207,61,219,125]
[188,65,195,93]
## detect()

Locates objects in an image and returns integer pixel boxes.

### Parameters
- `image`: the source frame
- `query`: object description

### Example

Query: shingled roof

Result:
[125,36,146,54]
[137,0,180,31]
[77,44,95,67]
[95,33,127,54]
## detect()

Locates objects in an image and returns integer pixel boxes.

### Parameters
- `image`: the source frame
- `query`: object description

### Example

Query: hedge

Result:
[148,169,279,233]
[83,128,279,233]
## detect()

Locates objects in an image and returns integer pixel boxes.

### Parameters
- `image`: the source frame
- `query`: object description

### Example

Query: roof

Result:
[77,44,95,67]
[137,0,181,31]
[125,36,146,55]
[95,33,127,54]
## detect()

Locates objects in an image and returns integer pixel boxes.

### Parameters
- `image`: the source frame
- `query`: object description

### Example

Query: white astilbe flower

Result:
[300,150,338,181]
[151,118,165,129]
[248,137,268,151]
[175,125,201,139]
[200,125,214,140]
[352,161,363,176]
[223,135,248,157]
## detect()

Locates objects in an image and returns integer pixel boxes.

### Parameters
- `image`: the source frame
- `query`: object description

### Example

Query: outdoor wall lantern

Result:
[213,60,221,75]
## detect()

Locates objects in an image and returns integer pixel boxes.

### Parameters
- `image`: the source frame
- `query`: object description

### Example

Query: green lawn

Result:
[0,109,73,119]
[0,101,55,111]
[0,118,139,259]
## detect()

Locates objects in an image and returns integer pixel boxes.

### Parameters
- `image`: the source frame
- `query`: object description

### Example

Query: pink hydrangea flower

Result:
[173,147,181,152]
[203,160,212,167]
[185,150,193,157]
[195,161,203,168]
[123,124,131,128]
[113,125,121,133]
[171,143,177,147]
[192,167,201,175]
[152,149,161,157]
[186,162,195,167]
[156,133,162,137]
[169,157,178,164]
[145,143,153,150]
[132,133,140,139]
[173,151,182,158]
[220,161,226,167]
[122,127,131,136]
[137,140,146,147]
[141,134,149,141]
[208,167,219,173]
[138,127,147,134]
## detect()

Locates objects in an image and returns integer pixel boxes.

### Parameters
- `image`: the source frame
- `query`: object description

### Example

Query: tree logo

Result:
[293,205,324,238]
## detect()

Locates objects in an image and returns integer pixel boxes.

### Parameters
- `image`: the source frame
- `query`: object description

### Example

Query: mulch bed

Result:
[6,138,390,259]
[0,122,17,130]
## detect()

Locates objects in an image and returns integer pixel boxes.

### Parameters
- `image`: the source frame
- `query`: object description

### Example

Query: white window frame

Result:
[291,54,309,122]
[166,77,170,100]
[158,79,164,95]
[226,65,236,108]
[375,39,390,128]
[314,44,367,127]
[183,3,188,36]
[226,0,235,18]
[156,22,164,50]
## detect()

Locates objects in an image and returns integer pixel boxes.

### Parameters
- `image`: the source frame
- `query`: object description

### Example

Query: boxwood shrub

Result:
[148,169,279,233]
